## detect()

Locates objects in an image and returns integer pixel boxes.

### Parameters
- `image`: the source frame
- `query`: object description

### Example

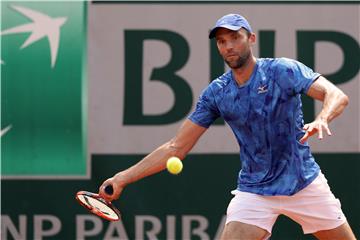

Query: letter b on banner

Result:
[124,30,192,125]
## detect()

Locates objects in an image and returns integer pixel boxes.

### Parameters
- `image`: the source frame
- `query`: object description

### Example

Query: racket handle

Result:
[104,185,114,195]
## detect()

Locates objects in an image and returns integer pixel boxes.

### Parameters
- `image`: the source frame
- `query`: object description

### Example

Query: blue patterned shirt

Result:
[189,58,321,196]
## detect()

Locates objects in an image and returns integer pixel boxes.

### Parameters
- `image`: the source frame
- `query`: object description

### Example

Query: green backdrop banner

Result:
[1,1,87,176]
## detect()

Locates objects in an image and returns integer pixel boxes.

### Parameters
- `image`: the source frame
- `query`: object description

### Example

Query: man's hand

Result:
[299,118,332,144]
[99,174,125,202]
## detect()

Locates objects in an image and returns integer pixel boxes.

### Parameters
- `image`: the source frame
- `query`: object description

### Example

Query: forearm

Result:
[301,77,349,143]
[114,141,181,187]
[307,76,349,123]
[99,120,206,200]
[316,89,349,123]
[112,120,205,188]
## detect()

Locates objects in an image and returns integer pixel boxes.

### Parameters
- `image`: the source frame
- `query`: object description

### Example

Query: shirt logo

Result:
[257,85,268,94]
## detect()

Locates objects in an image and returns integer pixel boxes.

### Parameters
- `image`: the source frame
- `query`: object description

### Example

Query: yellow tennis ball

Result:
[166,157,183,175]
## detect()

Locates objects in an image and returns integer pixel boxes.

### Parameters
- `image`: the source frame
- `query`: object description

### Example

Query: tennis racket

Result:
[75,185,121,221]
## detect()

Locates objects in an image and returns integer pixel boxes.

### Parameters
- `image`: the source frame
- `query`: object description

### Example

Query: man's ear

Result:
[249,33,256,45]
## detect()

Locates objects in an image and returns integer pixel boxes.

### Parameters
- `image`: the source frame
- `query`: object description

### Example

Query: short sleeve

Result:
[188,86,220,128]
[276,58,321,95]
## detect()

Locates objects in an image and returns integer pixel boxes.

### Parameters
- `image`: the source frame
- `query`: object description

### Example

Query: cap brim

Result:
[208,25,242,39]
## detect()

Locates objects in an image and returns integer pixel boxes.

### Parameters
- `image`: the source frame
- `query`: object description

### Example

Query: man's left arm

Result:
[299,76,349,144]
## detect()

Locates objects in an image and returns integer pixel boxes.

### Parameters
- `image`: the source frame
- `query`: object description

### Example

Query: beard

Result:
[224,47,251,69]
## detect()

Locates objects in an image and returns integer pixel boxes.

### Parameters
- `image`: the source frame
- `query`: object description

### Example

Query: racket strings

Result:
[82,195,116,217]
[83,195,111,216]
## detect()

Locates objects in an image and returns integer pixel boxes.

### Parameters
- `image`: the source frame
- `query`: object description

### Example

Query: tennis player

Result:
[99,14,356,239]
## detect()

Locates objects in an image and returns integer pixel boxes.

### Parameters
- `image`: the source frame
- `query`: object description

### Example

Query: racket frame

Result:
[75,191,121,221]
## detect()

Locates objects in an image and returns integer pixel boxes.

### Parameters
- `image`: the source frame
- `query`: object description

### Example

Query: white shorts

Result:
[226,172,347,236]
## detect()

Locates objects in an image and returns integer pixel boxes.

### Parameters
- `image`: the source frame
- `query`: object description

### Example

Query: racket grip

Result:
[104,185,114,195]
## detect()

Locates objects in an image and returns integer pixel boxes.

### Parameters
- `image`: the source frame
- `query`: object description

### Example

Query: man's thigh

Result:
[220,221,270,240]
[226,190,279,234]
[313,222,356,240]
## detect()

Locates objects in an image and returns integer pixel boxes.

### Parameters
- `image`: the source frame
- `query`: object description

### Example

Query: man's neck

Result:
[232,56,257,86]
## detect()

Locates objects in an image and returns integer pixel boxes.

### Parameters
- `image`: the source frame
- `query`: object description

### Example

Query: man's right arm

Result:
[99,119,207,201]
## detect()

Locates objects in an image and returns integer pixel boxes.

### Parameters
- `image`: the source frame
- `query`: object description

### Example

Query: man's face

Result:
[215,28,255,69]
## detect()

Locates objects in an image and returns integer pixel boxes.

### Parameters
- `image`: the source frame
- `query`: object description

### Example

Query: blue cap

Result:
[209,14,252,39]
